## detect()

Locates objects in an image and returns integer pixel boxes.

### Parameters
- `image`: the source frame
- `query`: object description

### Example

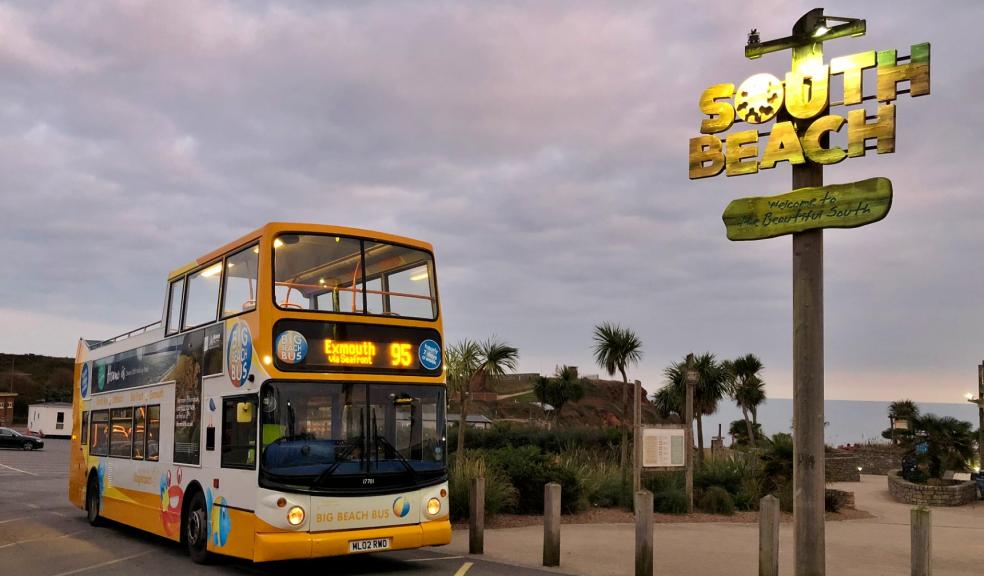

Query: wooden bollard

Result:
[911,507,932,576]
[634,491,653,576]
[543,482,561,567]
[759,494,780,576]
[469,477,485,554]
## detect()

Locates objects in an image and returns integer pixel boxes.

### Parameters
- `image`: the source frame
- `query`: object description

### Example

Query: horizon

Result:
[3,1,983,404]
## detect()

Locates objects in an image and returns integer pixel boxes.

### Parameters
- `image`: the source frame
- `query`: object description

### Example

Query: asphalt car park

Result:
[0,439,560,576]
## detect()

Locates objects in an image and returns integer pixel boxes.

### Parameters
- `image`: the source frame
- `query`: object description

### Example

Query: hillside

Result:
[457,374,673,428]
[0,353,75,423]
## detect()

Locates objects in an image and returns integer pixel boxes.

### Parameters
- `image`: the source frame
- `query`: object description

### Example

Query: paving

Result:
[0,440,567,576]
[438,475,984,575]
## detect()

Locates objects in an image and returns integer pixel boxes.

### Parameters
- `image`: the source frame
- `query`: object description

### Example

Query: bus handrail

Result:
[90,320,163,350]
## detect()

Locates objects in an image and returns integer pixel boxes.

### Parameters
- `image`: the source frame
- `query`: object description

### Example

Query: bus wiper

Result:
[313,438,361,485]
[374,434,417,479]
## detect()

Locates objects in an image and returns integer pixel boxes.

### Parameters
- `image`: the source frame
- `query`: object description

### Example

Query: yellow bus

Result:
[69,223,450,563]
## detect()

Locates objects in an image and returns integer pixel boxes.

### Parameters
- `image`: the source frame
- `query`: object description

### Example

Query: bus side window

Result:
[90,410,109,456]
[184,263,222,329]
[80,411,89,445]
[166,278,184,335]
[222,244,259,317]
[222,396,257,469]
[132,406,146,460]
[146,405,160,461]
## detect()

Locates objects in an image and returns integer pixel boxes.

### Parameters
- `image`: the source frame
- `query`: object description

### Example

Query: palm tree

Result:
[911,414,975,480]
[449,337,519,455]
[887,399,920,445]
[534,365,586,424]
[592,322,643,469]
[722,354,766,448]
[657,353,728,467]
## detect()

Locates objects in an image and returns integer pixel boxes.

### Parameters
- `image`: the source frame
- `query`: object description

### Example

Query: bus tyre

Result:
[86,476,102,527]
[185,491,211,564]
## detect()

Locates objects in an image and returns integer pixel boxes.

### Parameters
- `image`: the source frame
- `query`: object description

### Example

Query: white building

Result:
[28,402,73,438]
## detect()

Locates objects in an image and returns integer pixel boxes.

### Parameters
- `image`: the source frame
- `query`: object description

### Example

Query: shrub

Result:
[555,447,629,509]
[694,454,747,496]
[698,486,735,515]
[448,453,518,520]
[449,423,621,455]
[824,489,851,513]
[652,488,690,514]
[483,445,584,514]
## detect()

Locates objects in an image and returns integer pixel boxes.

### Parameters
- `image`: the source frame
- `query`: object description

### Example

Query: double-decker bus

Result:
[68,223,449,563]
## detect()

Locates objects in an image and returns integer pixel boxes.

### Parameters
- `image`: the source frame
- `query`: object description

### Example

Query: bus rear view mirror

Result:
[237,402,255,424]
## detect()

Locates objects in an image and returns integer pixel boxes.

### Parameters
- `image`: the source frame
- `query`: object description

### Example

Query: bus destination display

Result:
[272,320,442,376]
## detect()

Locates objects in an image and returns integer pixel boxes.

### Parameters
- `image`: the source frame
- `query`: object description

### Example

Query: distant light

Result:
[410,271,429,282]
[263,355,273,365]
[965,392,976,401]
[857,466,863,473]
[813,25,830,38]
[273,238,284,249]
[253,246,260,254]
[227,262,235,268]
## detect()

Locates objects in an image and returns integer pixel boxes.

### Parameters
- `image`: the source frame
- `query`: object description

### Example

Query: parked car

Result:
[0,427,44,450]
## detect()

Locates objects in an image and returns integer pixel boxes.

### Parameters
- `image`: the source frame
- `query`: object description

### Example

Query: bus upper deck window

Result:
[166,278,184,335]
[222,244,259,318]
[184,262,222,329]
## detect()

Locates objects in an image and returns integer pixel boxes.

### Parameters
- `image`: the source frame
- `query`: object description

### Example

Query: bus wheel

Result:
[185,491,211,564]
[86,476,102,527]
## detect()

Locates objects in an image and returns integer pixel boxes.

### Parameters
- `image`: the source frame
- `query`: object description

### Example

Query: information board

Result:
[642,426,686,468]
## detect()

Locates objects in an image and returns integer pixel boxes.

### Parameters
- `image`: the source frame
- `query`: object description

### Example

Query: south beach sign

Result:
[689,43,929,181]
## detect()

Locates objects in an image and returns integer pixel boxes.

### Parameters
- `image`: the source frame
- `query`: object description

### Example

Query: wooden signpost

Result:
[688,9,930,576]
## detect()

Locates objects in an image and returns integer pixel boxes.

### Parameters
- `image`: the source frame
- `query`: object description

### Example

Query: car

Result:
[0,427,44,450]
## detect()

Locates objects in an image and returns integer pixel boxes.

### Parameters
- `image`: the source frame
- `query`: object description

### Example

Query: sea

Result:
[700,399,980,447]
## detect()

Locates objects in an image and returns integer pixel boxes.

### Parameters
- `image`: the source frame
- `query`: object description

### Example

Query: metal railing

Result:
[90,320,162,350]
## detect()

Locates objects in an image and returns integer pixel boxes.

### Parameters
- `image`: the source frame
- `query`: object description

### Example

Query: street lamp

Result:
[745,8,865,59]
[967,388,984,473]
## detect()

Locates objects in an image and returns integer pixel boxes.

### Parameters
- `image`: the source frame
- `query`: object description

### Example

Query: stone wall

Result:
[826,454,861,482]
[833,445,905,475]
[887,471,978,507]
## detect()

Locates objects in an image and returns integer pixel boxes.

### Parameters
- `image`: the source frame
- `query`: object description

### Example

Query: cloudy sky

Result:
[1,0,981,402]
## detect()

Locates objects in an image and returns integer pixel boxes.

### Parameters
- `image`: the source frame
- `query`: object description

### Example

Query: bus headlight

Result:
[287,505,305,526]
[426,498,441,516]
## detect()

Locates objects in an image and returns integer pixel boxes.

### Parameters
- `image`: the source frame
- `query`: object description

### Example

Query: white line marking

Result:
[0,516,30,525]
[26,503,39,509]
[0,463,38,476]
[0,530,85,549]
[48,551,153,576]
[453,561,475,576]
[405,555,465,562]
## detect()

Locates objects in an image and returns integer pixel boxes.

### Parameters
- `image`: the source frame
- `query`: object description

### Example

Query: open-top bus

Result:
[68,223,449,563]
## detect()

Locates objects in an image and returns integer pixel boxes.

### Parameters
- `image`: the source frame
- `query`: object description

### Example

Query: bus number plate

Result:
[349,538,391,553]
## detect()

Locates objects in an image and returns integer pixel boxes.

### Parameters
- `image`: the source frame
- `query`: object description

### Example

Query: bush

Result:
[449,423,621,455]
[694,455,747,496]
[824,489,851,513]
[653,488,690,514]
[448,453,518,520]
[483,446,584,514]
[698,486,735,515]
[555,447,630,509]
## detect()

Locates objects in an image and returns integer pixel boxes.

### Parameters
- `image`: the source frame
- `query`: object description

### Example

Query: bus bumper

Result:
[253,520,452,563]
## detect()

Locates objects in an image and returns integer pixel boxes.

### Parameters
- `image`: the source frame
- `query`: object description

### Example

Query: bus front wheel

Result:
[185,491,211,564]
[86,476,101,527]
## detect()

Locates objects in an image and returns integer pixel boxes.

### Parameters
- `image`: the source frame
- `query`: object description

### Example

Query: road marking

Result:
[0,516,30,524]
[454,562,474,576]
[405,555,465,562]
[48,551,153,576]
[0,530,85,549]
[26,503,39,509]
[0,463,38,476]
